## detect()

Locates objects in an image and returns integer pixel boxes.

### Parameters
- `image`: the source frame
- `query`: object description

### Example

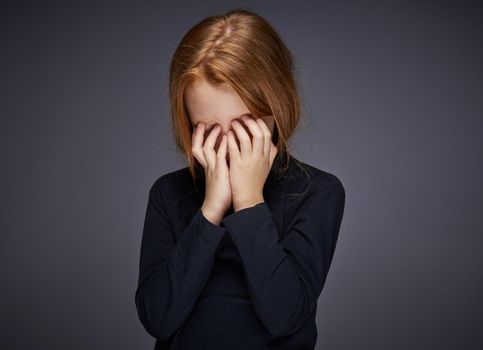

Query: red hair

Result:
[168,8,305,182]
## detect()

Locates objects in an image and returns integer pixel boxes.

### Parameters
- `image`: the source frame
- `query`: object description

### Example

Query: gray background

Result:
[1,0,482,349]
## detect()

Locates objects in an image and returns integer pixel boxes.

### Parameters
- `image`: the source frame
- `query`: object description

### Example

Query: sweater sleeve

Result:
[221,179,345,338]
[135,183,226,340]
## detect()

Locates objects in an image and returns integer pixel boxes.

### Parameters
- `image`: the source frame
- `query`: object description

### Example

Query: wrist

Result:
[201,204,223,226]
[233,196,264,212]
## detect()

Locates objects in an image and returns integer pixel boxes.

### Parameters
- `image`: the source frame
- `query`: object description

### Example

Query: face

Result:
[185,79,275,160]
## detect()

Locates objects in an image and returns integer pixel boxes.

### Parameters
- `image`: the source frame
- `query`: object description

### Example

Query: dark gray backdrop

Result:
[1,1,481,349]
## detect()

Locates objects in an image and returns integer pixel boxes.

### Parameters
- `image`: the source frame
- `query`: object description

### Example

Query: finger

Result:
[231,119,252,157]
[216,134,228,169]
[241,115,264,156]
[192,122,207,167]
[255,116,272,158]
[227,130,241,164]
[255,117,273,158]
[202,124,221,169]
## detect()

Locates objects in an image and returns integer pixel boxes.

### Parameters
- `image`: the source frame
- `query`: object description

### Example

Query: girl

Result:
[135,8,346,350]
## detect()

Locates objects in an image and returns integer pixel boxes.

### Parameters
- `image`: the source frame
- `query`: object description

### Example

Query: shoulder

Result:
[302,161,344,194]
[149,166,193,195]
[284,156,345,205]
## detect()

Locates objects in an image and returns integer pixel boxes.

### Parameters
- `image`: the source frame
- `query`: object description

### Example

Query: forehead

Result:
[184,80,250,123]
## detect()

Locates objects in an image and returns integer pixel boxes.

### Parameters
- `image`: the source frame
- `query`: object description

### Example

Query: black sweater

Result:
[135,155,346,349]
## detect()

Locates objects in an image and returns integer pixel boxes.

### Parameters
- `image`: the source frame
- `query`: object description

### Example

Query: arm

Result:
[221,179,346,338]
[135,182,226,340]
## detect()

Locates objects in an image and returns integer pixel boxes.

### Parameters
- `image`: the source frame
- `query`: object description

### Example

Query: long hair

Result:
[168,7,308,184]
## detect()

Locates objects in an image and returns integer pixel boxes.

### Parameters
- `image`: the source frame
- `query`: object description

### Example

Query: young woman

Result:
[135,8,346,350]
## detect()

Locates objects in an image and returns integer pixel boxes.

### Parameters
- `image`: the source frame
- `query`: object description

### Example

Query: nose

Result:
[213,129,232,153]
[213,122,237,146]
[208,119,246,153]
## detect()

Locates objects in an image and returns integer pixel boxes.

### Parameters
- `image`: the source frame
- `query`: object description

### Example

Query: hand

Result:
[227,115,278,211]
[191,122,231,225]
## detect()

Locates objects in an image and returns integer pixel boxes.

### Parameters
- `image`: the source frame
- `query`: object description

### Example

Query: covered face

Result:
[185,79,275,157]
